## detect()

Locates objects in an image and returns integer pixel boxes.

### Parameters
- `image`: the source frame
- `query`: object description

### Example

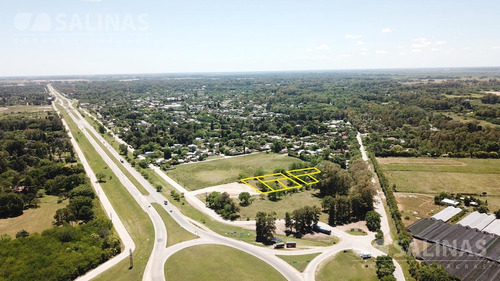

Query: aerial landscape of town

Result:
[1,1,500,281]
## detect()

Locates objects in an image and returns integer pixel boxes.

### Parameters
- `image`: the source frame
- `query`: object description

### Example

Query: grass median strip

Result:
[152,203,198,247]
[57,104,155,281]
[165,244,287,281]
[277,253,321,272]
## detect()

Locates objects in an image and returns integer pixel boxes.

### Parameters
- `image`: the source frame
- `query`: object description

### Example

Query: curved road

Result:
[51,85,405,281]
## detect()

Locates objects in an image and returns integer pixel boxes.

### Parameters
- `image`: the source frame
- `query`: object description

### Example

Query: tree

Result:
[156,185,163,192]
[255,212,276,243]
[291,206,321,234]
[366,210,381,231]
[119,144,128,155]
[416,263,460,281]
[315,161,351,196]
[54,208,75,225]
[96,172,106,183]
[238,192,251,206]
[476,204,489,214]
[285,212,293,232]
[98,125,106,134]
[0,193,24,218]
[495,209,500,219]
[376,255,395,279]
[78,205,94,222]
[15,229,29,239]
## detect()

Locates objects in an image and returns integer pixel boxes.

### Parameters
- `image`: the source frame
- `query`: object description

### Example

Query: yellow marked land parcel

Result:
[241,167,321,194]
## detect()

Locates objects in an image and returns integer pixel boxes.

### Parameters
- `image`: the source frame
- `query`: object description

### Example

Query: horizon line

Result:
[2,65,500,79]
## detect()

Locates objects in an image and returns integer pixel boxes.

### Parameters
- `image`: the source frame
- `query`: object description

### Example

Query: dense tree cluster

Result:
[0,112,79,218]
[316,160,376,225]
[255,211,276,243]
[284,205,321,235]
[205,191,240,220]
[0,84,50,106]
[0,218,120,281]
[375,255,396,280]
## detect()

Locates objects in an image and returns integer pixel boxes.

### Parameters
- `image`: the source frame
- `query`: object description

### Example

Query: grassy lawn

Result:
[346,229,368,236]
[277,253,320,272]
[57,104,155,281]
[395,193,445,227]
[315,250,378,281]
[443,112,499,128]
[151,203,198,247]
[233,189,326,222]
[378,157,500,197]
[0,105,53,116]
[165,244,287,281]
[0,195,68,238]
[166,153,303,190]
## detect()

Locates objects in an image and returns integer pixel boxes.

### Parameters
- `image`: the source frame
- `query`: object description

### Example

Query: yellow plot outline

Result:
[240,167,321,194]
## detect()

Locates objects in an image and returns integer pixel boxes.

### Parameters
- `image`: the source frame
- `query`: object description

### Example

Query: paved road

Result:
[49,85,168,281]
[356,132,405,281]
[52,84,405,281]
[51,92,136,281]
[50,85,301,281]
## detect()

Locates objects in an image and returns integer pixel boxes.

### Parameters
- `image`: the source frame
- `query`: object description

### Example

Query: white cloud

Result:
[376,50,388,55]
[360,48,368,51]
[338,54,351,58]
[345,34,361,39]
[357,40,364,46]
[431,48,440,52]
[316,44,330,50]
[306,48,313,52]
[399,52,407,56]
[381,28,392,33]
[360,52,368,56]
[412,38,447,49]
[412,49,422,53]
[492,46,500,50]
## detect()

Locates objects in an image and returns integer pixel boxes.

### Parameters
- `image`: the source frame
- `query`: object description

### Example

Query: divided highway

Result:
[50,84,405,281]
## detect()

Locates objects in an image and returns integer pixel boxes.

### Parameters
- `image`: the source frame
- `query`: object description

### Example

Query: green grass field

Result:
[277,253,320,272]
[57,104,155,281]
[378,157,500,196]
[0,105,53,116]
[315,250,378,281]
[237,189,327,222]
[165,244,287,281]
[166,153,303,190]
[152,203,198,247]
[0,195,68,238]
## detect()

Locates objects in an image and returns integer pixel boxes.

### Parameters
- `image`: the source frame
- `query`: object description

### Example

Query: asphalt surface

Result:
[50,84,405,281]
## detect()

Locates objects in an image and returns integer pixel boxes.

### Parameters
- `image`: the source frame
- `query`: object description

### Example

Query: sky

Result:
[1,0,500,76]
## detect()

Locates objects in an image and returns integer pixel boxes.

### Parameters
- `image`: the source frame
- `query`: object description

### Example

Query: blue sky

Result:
[1,0,500,76]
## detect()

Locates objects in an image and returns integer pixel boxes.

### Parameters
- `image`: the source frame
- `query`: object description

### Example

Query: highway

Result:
[50,84,405,281]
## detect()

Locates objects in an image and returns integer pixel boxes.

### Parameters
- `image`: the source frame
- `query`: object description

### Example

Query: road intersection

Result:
[49,84,405,281]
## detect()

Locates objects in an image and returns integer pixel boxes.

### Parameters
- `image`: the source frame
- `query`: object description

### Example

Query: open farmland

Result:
[379,157,500,210]
[166,153,303,191]
[378,157,500,194]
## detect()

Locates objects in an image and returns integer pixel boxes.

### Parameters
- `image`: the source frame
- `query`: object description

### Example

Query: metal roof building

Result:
[432,206,462,222]
[483,219,500,236]
[457,211,497,230]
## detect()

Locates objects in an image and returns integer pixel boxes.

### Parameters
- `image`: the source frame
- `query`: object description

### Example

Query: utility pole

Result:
[129,249,133,269]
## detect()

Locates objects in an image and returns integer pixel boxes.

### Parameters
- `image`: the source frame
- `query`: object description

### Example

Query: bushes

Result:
[365,210,381,232]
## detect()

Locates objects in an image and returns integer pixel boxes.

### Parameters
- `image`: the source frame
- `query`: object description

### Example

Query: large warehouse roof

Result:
[432,206,462,222]
[418,243,500,281]
[408,218,500,262]
[483,219,500,236]
[458,211,496,230]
